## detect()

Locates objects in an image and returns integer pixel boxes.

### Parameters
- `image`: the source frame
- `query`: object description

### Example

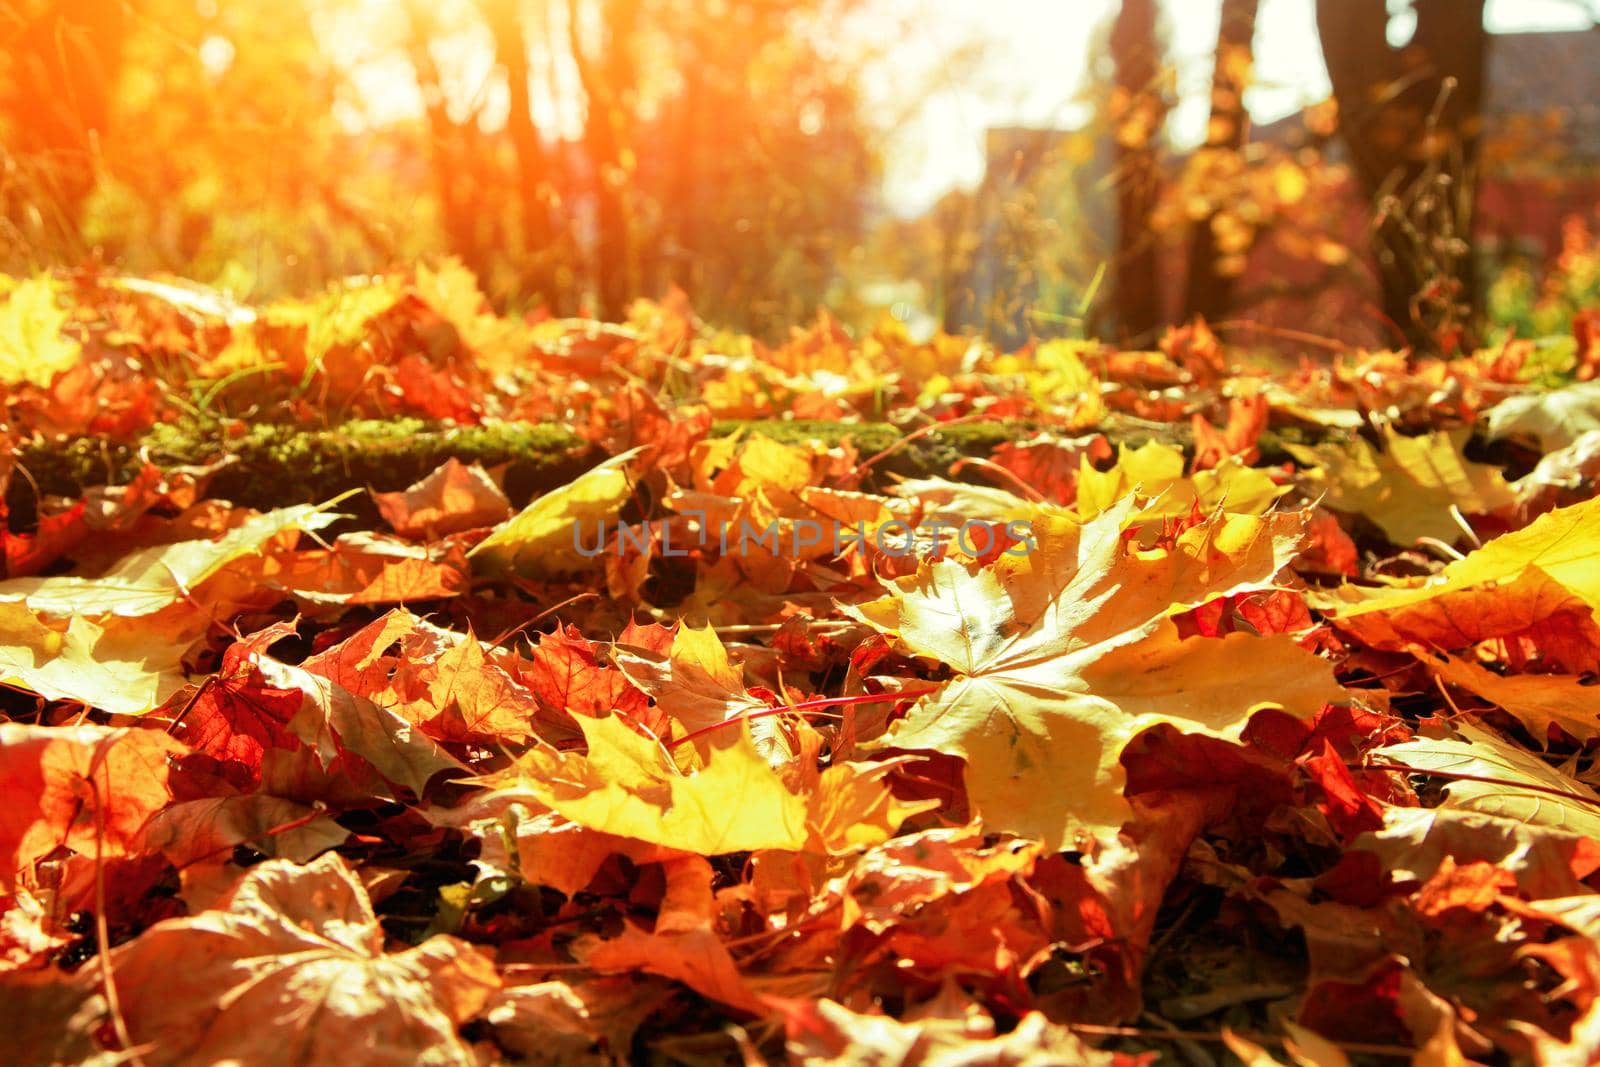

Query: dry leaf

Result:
[106,853,498,1066]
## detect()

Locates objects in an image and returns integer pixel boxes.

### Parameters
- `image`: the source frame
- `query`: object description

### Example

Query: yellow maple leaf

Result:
[0,504,337,618]
[504,712,929,857]
[263,274,403,372]
[0,614,186,715]
[1019,339,1104,428]
[468,449,640,577]
[848,499,1343,850]
[0,603,62,665]
[414,258,528,374]
[612,623,777,750]
[1288,427,1514,545]
[0,276,82,387]
[515,714,810,854]
[1076,440,1286,521]
[1324,495,1600,623]
[0,506,339,714]
[806,758,940,855]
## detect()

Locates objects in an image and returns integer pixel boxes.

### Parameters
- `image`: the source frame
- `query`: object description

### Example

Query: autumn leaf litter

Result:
[3,269,1600,1063]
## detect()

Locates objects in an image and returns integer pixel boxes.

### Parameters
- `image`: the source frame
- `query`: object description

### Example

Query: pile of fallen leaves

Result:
[7,264,1600,1065]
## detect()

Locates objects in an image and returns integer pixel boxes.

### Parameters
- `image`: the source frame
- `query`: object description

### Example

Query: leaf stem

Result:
[1360,759,1600,809]
[845,412,987,487]
[87,737,144,1065]
[1066,1021,1411,1059]
[663,688,937,750]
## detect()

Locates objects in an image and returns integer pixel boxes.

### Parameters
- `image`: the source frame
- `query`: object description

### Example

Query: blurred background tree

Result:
[1181,0,1257,325]
[2,0,1597,352]
[1107,0,1169,343]
[1316,0,1488,351]
[1,0,875,336]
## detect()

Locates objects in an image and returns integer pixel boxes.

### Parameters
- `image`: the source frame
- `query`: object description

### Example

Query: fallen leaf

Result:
[1431,653,1600,744]
[0,612,198,714]
[611,622,778,752]
[373,458,510,539]
[577,855,764,1014]
[468,449,640,577]
[269,531,469,605]
[0,724,185,891]
[511,714,810,854]
[165,643,303,789]
[849,501,1342,848]
[0,504,337,617]
[0,276,82,387]
[1375,724,1600,838]
[106,853,499,1067]
[143,795,349,866]
[1076,439,1287,520]
[1486,379,1600,452]
[255,651,466,797]
[1329,567,1600,674]
[524,621,667,726]
[1288,428,1514,545]
[1283,1020,1353,1067]
[480,977,667,1064]
[783,993,1141,1065]
[1223,1029,1292,1066]
[1323,495,1600,640]
[1354,805,1600,899]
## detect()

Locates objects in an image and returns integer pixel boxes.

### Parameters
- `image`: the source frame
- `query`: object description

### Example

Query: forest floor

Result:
[4,264,1600,1065]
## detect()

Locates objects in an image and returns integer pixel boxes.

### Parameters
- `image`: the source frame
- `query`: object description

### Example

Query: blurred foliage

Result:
[865,127,1114,347]
[0,0,876,337]
[1490,216,1600,341]
[3,0,1597,353]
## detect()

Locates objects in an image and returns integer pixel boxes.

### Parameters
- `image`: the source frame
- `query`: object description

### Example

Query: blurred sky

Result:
[871,0,1599,214]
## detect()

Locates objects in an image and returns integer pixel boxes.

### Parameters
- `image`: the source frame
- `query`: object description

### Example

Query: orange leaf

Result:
[373,458,510,540]
[0,724,186,891]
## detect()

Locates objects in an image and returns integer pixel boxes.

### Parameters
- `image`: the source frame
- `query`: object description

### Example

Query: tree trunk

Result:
[481,1,560,309]
[1315,0,1488,352]
[405,9,496,284]
[936,196,973,337]
[1183,0,1259,324]
[1109,0,1168,343]
[661,19,704,300]
[567,0,637,322]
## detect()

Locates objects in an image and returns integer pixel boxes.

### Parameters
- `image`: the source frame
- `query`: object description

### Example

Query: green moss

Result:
[10,437,139,508]
[713,418,900,456]
[7,411,1346,528]
[9,417,591,524]
[1255,425,1316,467]
[901,421,1019,474]
[710,418,1023,479]
[199,421,588,512]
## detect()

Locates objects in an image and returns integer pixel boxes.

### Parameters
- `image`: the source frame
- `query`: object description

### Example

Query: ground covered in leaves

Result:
[6,265,1600,1064]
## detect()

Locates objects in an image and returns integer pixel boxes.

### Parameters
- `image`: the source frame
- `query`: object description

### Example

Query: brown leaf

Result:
[481,977,669,1065]
[373,458,510,539]
[255,651,466,797]
[783,992,1146,1065]
[577,856,766,1015]
[107,853,499,1066]
[0,724,186,891]
[301,609,544,745]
